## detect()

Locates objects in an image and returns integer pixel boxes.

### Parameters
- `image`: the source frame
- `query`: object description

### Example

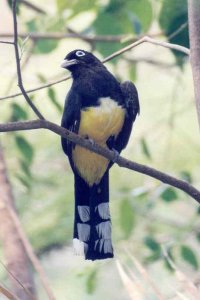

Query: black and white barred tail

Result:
[73,171,113,260]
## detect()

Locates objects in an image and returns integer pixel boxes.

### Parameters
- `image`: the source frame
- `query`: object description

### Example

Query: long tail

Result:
[73,171,114,260]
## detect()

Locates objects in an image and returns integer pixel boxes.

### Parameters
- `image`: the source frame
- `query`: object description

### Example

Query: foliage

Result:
[159,0,189,66]
[1,0,199,299]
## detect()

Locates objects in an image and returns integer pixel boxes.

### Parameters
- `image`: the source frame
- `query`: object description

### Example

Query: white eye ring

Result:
[76,50,85,57]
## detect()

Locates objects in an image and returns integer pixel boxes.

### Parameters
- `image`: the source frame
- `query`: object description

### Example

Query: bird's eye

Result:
[75,50,85,57]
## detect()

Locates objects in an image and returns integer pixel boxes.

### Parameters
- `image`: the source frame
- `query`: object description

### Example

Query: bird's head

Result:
[61,50,102,75]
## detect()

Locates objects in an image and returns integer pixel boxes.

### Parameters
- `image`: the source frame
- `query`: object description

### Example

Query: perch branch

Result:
[0,36,190,101]
[0,119,199,203]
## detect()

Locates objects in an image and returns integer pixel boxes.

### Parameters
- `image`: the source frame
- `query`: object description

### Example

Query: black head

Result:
[61,50,103,74]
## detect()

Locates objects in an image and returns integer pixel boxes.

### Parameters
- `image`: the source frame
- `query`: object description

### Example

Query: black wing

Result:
[112,81,140,153]
[61,89,81,159]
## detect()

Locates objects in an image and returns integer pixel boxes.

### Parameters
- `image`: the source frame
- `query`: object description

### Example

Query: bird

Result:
[61,49,139,261]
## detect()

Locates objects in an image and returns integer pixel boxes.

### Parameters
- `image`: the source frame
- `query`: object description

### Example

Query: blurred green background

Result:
[0,0,200,299]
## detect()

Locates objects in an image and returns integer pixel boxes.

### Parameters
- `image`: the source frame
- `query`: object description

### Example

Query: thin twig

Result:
[168,22,188,40]
[116,260,142,300]
[126,250,165,300]
[162,246,200,298]
[0,119,199,203]
[20,0,46,14]
[10,2,56,300]
[0,261,37,300]
[4,40,36,97]
[12,0,44,120]
[102,36,190,63]
[0,40,14,45]
[0,32,127,42]
[124,57,176,68]
[0,36,190,101]
[0,76,71,101]
[0,283,20,300]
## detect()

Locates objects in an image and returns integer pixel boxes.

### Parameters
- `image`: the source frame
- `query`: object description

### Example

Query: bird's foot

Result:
[85,135,95,146]
[112,148,120,163]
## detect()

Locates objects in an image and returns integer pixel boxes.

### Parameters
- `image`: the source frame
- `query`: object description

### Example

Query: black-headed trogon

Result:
[61,50,139,261]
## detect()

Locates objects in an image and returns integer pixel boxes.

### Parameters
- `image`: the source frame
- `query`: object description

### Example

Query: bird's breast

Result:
[79,97,125,142]
[72,97,125,186]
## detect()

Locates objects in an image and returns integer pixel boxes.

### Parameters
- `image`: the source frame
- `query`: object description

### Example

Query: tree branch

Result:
[0,119,199,203]
[188,0,200,128]
[0,41,14,45]
[12,0,44,120]
[19,0,46,14]
[0,36,190,101]
[0,32,127,42]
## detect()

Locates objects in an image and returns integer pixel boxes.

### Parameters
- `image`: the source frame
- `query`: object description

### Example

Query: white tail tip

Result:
[73,238,87,256]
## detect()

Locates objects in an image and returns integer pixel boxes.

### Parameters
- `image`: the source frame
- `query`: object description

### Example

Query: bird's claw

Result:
[89,138,95,146]
[85,135,95,146]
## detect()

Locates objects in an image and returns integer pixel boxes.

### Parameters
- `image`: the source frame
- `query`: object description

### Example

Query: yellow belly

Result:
[72,97,125,186]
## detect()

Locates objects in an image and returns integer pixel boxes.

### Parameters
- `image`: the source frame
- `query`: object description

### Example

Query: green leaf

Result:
[144,237,161,252]
[56,0,97,15]
[181,245,199,270]
[144,237,161,263]
[86,269,97,294]
[91,0,152,59]
[48,88,62,113]
[19,159,32,179]
[16,174,31,189]
[7,0,20,14]
[91,0,134,58]
[36,39,59,54]
[26,17,64,54]
[159,0,189,66]
[119,199,135,238]
[180,171,192,183]
[160,187,178,202]
[197,206,200,214]
[37,73,46,83]
[127,0,153,33]
[26,19,37,32]
[11,103,28,121]
[140,138,151,160]
[15,136,34,163]
[56,0,68,12]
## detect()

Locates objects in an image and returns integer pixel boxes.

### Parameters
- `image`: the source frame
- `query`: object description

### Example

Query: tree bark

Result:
[188,0,200,128]
[0,144,36,300]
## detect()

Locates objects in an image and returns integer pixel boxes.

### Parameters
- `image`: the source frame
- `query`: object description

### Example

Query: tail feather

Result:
[74,171,114,260]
